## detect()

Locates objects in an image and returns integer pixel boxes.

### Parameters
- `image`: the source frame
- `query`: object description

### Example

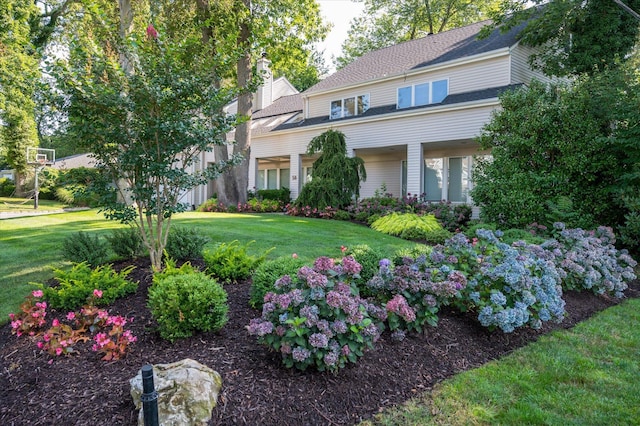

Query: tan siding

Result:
[356,153,405,197]
[510,45,555,85]
[306,56,510,118]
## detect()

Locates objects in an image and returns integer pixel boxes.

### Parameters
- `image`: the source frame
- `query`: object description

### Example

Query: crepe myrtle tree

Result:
[51,25,245,270]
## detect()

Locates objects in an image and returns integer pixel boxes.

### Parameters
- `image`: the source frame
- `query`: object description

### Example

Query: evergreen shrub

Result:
[41,262,137,311]
[148,272,228,342]
[165,226,210,260]
[106,227,144,259]
[204,240,271,283]
[61,231,110,267]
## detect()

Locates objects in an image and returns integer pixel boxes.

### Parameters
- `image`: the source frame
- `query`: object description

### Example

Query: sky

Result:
[317,0,365,71]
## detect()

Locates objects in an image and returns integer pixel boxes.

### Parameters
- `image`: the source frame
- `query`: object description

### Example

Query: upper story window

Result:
[330,94,370,120]
[397,79,448,109]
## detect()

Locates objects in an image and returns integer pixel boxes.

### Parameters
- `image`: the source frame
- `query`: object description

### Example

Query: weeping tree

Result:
[295,129,366,210]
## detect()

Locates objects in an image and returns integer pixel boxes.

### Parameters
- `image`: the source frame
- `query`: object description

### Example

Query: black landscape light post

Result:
[141,364,159,426]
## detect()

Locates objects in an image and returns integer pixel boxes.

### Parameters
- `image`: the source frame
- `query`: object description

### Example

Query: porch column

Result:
[406,142,423,197]
[248,156,258,193]
[289,153,301,200]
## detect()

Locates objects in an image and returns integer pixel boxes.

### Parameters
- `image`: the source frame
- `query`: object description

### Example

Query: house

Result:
[237,19,554,206]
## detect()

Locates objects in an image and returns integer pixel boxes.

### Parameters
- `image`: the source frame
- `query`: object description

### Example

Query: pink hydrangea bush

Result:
[248,255,386,372]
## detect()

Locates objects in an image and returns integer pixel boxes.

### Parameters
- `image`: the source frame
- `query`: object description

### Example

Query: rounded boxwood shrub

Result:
[250,256,306,309]
[148,272,228,342]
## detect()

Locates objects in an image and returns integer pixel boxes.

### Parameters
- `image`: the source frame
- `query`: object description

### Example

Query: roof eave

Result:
[303,47,512,100]
[254,97,502,138]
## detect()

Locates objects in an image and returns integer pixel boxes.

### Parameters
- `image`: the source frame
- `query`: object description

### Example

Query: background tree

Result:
[471,73,636,232]
[295,129,366,210]
[484,0,640,77]
[51,25,242,270]
[193,0,330,207]
[0,0,40,194]
[335,0,501,69]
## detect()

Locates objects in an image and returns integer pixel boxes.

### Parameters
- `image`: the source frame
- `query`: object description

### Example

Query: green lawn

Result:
[0,210,418,321]
[363,298,640,425]
[0,196,69,213]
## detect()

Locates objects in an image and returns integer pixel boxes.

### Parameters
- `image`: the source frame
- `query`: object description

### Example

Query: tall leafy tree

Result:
[335,0,501,69]
[471,73,637,231]
[0,0,40,193]
[295,129,366,210]
[484,0,640,77]
[194,0,330,207]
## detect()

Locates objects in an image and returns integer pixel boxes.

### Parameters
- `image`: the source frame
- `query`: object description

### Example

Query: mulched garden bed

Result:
[1,257,638,426]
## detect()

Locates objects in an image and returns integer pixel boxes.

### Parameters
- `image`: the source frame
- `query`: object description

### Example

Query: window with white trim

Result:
[423,156,470,202]
[397,79,448,109]
[330,94,370,119]
[257,168,290,190]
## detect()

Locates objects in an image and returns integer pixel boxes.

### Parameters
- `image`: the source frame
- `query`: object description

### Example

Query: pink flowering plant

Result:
[366,256,466,340]
[10,288,137,362]
[9,290,48,337]
[91,315,138,361]
[248,255,386,372]
[38,318,88,357]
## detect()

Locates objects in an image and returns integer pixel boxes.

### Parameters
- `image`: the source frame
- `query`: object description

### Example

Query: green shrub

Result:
[250,256,306,309]
[153,257,202,284]
[392,244,432,266]
[256,188,291,204]
[106,227,144,259]
[370,212,443,240]
[500,228,546,245]
[204,240,272,283]
[332,209,352,221]
[420,228,453,245]
[345,244,385,297]
[61,231,111,267]
[165,226,210,260]
[196,197,226,212]
[148,272,228,342]
[41,262,137,311]
[464,221,497,236]
[0,177,15,196]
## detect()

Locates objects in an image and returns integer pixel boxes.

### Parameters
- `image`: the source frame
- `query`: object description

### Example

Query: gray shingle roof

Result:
[271,84,521,132]
[252,94,303,119]
[305,20,523,95]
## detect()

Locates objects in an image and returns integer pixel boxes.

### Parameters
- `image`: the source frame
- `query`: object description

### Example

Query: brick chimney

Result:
[254,52,273,112]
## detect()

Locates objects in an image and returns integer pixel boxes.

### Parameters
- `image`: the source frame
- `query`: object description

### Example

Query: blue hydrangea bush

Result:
[429,230,566,332]
[366,257,465,340]
[247,256,385,372]
[542,223,637,297]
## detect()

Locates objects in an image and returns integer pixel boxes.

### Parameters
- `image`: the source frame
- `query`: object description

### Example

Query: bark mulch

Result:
[1,258,638,426]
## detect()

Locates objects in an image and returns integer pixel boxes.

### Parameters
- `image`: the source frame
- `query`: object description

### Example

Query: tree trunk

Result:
[215,0,253,207]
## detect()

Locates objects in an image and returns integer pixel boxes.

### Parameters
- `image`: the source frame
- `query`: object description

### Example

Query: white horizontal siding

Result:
[510,44,555,85]
[356,153,405,198]
[306,56,510,118]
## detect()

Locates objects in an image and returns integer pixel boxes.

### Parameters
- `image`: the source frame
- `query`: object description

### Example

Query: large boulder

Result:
[130,358,222,426]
